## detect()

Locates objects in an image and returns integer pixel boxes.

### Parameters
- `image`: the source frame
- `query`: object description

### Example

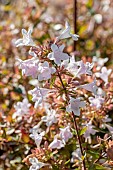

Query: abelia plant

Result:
[14,21,113,170]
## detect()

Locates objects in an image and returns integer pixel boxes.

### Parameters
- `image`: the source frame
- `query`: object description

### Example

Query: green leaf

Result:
[79,127,87,136]
[95,164,107,170]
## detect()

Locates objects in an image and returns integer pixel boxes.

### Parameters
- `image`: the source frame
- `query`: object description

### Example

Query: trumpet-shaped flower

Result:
[66,97,86,116]
[29,87,49,108]
[79,79,98,95]
[84,121,97,143]
[89,96,104,109]
[71,148,82,162]
[92,56,108,69]
[95,66,112,83]
[48,44,70,66]
[49,137,65,149]
[15,28,35,47]
[17,58,39,78]
[63,55,78,75]
[13,98,31,119]
[76,61,94,77]
[30,129,45,147]
[59,126,73,143]
[29,157,47,170]
[38,61,56,81]
[41,109,58,127]
[56,21,79,42]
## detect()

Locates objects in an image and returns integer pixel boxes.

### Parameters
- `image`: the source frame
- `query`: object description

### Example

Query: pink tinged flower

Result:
[66,97,86,116]
[41,109,58,127]
[59,126,73,143]
[30,130,45,147]
[76,61,94,77]
[29,157,47,170]
[89,96,104,109]
[29,87,49,108]
[48,44,70,66]
[17,58,39,78]
[38,61,56,81]
[13,98,31,119]
[56,21,79,42]
[79,79,98,95]
[71,148,82,163]
[92,56,108,68]
[49,137,65,149]
[64,55,78,75]
[84,122,96,139]
[95,66,112,83]
[15,28,35,47]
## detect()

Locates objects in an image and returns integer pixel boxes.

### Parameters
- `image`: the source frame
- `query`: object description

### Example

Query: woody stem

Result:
[56,67,86,170]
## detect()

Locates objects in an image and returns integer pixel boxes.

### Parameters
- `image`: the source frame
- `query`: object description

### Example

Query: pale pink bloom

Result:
[84,122,96,140]
[89,96,104,109]
[38,61,56,81]
[56,21,79,42]
[95,66,112,83]
[30,129,45,147]
[71,148,82,162]
[49,137,65,149]
[48,44,70,66]
[92,56,108,69]
[13,98,31,119]
[79,79,98,95]
[66,97,86,116]
[76,61,94,77]
[59,126,73,143]
[102,115,111,123]
[41,109,58,127]
[29,87,49,108]
[62,55,78,75]
[15,28,35,47]
[29,157,47,170]
[17,58,39,78]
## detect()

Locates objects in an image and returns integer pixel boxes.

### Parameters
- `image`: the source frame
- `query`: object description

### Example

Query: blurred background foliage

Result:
[0,0,113,169]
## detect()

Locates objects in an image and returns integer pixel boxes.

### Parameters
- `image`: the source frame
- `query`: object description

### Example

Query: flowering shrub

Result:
[12,21,113,170]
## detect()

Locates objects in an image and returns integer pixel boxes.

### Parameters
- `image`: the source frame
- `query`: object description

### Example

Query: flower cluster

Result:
[15,21,113,170]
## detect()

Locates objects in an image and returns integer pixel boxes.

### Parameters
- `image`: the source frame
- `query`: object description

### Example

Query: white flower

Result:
[29,157,47,170]
[64,55,78,75]
[41,109,58,127]
[59,126,73,143]
[38,61,56,81]
[79,79,98,95]
[17,57,39,78]
[92,56,108,70]
[48,44,70,66]
[89,96,104,109]
[29,87,49,108]
[84,121,97,141]
[76,61,94,77]
[66,97,86,116]
[13,98,31,119]
[94,14,102,24]
[30,129,45,147]
[95,66,112,83]
[56,21,79,42]
[15,28,35,47]
[49,137,65,149]
[71,148,82,163]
